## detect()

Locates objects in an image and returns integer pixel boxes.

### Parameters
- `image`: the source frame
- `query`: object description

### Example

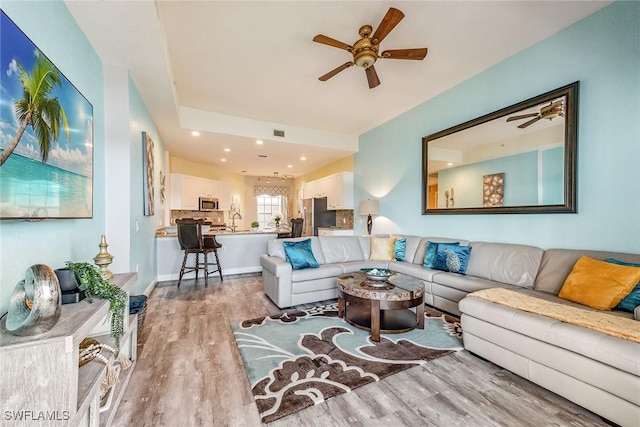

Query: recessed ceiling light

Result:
[287,164,293,168]
[221,158,227,162]
[300,156,306,161]
[224,148,231,152]
[256,140,263,145]
[447,162,453,166]
[191,131,200,136]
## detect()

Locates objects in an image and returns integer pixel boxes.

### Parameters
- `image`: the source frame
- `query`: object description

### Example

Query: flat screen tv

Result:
[0,10,93,220]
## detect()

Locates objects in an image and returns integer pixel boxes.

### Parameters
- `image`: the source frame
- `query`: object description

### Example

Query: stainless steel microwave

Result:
[199,197,219,211]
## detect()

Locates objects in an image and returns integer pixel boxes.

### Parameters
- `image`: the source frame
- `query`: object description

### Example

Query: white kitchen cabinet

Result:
[318,227,355,236]
[304,178,327,199]
[170,173,231,211]
[304,172,353,207]
[171,173,202,210]
[326,172,354,210]
[217,181,231,211]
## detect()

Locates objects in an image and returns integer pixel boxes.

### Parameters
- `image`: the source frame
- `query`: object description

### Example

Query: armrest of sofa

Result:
[260,254,293,308]
[261,254,292,278]
[635,305,640,321]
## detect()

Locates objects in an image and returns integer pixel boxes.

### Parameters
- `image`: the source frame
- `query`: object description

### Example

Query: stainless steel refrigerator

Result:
[302,197,336,236]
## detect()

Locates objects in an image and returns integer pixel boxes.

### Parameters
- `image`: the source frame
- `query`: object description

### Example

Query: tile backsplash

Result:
[336,210,354,228]
[170,210,225,225]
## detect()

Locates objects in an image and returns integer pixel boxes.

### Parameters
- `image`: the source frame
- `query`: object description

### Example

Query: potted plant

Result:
[272,212,283,228]
[250,221,260,231]
[65,261,128,352]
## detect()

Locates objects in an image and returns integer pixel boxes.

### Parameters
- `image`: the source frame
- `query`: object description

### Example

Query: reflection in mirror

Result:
[423,82,578,214]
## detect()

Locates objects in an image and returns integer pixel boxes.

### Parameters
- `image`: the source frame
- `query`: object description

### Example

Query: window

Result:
[256,195,286,227]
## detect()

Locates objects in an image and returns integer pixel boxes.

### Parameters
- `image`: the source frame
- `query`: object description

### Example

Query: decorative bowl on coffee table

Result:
[360,268,394,282]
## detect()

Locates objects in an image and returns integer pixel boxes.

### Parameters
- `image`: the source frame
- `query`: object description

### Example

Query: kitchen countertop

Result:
[156,229,289,238]
[156,228,284,280]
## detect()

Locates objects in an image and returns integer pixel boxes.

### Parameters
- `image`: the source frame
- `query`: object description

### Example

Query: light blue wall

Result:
[0,1,165,314]
[0,1,105,315]
[438,151,538,208]
[128,76,164,295]
[356,1,640,253]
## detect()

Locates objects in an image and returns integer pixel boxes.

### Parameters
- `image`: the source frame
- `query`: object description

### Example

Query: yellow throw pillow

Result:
[369,236,397,261]
[558,255,640,310]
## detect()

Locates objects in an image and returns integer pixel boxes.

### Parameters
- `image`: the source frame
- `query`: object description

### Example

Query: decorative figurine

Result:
[93,234,114,279]
[3,264,61,336]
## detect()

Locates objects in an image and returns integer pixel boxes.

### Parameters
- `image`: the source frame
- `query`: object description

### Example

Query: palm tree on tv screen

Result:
[0,54,70,167]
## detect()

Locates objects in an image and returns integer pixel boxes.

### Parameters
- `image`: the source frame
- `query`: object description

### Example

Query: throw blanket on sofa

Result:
[470,288,640,343]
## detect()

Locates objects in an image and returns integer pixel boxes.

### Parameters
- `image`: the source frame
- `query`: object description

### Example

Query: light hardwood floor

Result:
[112,274,613,427]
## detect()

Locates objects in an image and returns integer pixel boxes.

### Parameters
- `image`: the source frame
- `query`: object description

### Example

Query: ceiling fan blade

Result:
[365,65,380,89]
[312,34,352,51]
[371,7,405,44]
[318,62,354,81]
[381,48,428,60]
[518,116,542,129]
[506,113,539,122]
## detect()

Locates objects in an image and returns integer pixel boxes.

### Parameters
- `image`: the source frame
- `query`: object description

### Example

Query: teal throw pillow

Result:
[394,238,407,261]
[605,258,640,312]
[433,245,472,274]
[283,239,319,270]
[423,241,459,268]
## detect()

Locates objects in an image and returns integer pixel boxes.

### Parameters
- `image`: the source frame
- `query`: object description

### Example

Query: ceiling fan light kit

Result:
[313,7,428,89]
[506,99,565,129]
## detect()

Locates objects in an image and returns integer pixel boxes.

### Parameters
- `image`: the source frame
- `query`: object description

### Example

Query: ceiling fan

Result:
[313,7,428,89]
[506,99,565,129]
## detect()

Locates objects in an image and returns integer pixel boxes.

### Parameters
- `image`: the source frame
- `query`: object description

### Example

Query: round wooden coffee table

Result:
[336,271,425,342]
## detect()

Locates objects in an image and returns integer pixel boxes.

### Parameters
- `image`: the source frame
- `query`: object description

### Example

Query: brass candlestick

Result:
[94,235,114,279]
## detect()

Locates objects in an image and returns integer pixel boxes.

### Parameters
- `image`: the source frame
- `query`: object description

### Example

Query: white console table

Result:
[0,273,138,426]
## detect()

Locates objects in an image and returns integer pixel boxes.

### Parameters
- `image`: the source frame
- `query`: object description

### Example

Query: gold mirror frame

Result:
[422,81,578,215]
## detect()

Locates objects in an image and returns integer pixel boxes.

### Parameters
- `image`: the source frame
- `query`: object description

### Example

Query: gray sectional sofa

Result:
[260,235,640,427]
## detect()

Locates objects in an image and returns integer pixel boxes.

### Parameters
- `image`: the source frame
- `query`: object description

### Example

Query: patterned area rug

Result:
[231,303,463,423]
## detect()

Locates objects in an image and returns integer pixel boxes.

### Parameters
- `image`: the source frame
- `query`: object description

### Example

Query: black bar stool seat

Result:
[176,219,223,287]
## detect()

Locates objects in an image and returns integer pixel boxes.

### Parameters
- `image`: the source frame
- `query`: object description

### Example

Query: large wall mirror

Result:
[422,81,578,214]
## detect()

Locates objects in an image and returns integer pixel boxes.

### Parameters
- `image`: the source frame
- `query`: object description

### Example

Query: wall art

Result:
[0,11,94,220]
[142,132,154,216]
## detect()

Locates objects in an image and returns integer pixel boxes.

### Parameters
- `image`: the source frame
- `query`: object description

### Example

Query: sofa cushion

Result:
[268,237,325,264]
[466,241,543,288]
[283,239,319,270]
[534,249,640,295]
[605,258,640,313]
[369,236,397,260]
[319,236,366,263]
[433,271,512,293]
[424,241,460,268]
[558,256,640,310]
[388,261,440,283]
[389,235,422,264]
[394,238,407,261]
[459,291,640,376]
[413,237,469,265]
[433,244,472,274]
[291,264,343,283]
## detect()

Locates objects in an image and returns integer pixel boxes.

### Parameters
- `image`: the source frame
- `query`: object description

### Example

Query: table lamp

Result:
[359,199,379,235]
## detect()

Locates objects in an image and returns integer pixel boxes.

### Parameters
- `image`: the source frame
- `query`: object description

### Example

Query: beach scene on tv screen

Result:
[0,11,93,219]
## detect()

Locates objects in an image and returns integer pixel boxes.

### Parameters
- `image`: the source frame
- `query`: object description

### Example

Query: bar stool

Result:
[176,219,223,287]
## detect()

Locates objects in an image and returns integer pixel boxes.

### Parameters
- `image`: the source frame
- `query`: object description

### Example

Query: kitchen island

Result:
[156,230,281,281]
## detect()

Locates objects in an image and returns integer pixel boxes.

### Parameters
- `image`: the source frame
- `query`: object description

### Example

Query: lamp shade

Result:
[359,199,379,216]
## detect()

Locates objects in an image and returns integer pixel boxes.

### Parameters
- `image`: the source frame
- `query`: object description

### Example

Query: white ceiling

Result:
[65,0,610,178]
